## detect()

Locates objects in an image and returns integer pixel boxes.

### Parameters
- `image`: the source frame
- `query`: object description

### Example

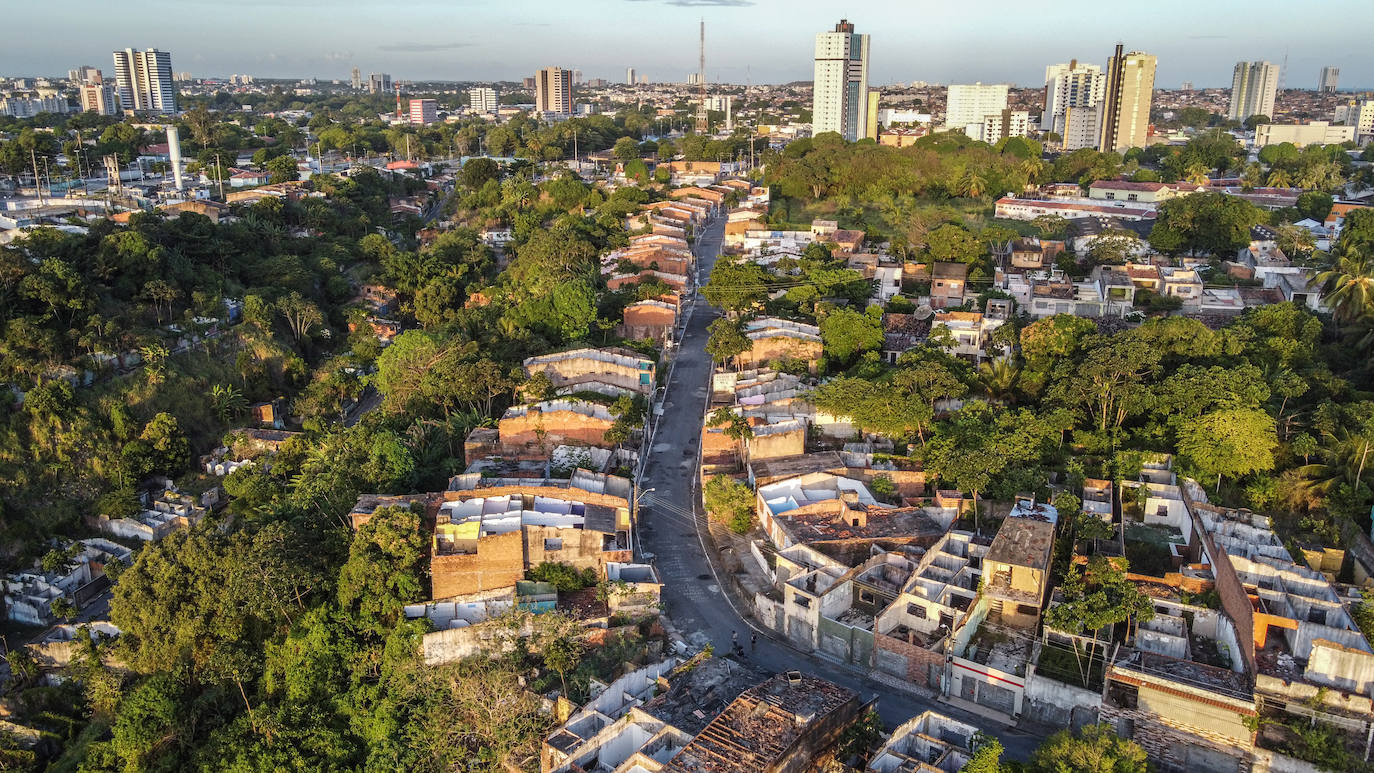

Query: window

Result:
[859,590,875,605]
[544,538,563,551]
[907,603,927,619]
[794,596,811,609]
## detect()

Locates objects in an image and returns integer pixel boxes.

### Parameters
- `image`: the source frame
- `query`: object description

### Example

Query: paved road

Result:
[636,215,1041,760]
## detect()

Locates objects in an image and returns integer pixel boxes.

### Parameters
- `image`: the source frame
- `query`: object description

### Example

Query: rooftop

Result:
[640,658,770,736]
[985,516,1055,572]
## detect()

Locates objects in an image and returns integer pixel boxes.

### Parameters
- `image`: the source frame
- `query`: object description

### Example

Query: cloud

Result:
[378,42,473,53]
[627,0,753,6]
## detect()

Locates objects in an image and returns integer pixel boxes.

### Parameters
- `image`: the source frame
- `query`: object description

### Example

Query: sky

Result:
[4,0,1372,89]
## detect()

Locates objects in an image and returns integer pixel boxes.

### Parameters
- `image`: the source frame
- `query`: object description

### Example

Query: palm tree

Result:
[1316,249,1374,323]
[1266,168,1293,188]
[1240,163,1264,191]
[977,359,1021,404]
[1184,162,1211,186]
[1020,157,1046,185]
[1298,428,1373,497]
[957,169,989,199]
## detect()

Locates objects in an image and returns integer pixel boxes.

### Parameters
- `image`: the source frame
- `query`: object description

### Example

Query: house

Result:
[1088,180,1175,204]
[981,496,1057,626]
[1158,266,1204,307]
[493,399,620,460]
[3,539,131,626]
[1092,265,1137,317]
[737,317,823,372]
[524,347,657,397]
[428,471,634,598]
[929,262,968,309]
[931,310,1006,363]
[867,711,979,773]
[1006,238,1064,271]
[619,298,679,345]
[754,472,943,557]
[994,196,1157,222]
[100,488,208,542]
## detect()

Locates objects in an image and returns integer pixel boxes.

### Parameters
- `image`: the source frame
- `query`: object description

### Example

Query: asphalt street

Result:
[635,214,1041,760]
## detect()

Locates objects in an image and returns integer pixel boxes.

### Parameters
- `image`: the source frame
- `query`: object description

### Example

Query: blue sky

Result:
[4,0,1371,88]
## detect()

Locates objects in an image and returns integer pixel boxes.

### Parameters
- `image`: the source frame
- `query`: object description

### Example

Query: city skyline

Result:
[3,0,1371,89]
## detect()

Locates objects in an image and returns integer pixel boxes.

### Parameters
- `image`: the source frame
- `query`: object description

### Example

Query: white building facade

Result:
[112,48,176,114]
[812,19,870,141]
[1228,60,1279,122]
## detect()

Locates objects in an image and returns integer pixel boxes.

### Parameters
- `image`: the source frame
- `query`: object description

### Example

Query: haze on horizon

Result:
[4,0,1371,89]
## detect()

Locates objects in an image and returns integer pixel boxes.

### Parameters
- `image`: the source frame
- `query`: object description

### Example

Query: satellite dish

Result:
[913,304,934,320]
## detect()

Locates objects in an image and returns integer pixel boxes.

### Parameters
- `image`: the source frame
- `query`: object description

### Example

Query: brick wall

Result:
[431,529,525,598]
[874,631,945,688]
[498,411,616,459]
[739,337,823,371]
[1099,704,1253,773]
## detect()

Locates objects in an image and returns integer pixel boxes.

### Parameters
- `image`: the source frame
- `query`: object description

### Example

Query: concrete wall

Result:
[1025,667,1102,730]
[748,426,806,462]
[738,336,823,371]
[755,592,785,632]
[874,632,945,689]
[1305,640,1374,696]
[498,410,617,459]
[431,529,525,598]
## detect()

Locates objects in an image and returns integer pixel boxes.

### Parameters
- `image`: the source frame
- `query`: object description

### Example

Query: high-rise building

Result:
[78,71,118,115]
[945,82,1009,130]
[980,109,1031,144]
[626,67,636,86]
[522,76,536,90]
[469,87,497,113]
[1319,66,1340,93]
[1042,60,1104,140]
[1098,45,1156,153]
[811,18,870,141]
[573,69,583,84]
[409,98,437,125]
[1228,60,1279,121]
[111,48,177,114]
[0,96,71,118]
[1339,100,1374,141]
[68,65,100,83]
[351,67,362,90]
[534,67,573,115]
[1180,81,1193,91]
[368,73,391,94]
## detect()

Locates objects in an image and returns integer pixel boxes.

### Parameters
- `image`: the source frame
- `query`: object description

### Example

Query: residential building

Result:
[408,98,437,125]
[1088,180,1173,203]
[867,711,979,773]
[428,471,634,598]
[68,65,100,82]
[534,67,573,116]
[111,48,176,113]
[350,67,361,90]
[1099,45,1156,152]
[1319,65,1340,93]
[1228,60,1279,122]
[994,196,1156,222]
[981,496,1057,626]
[367,72,391,94]
[625,67,635,85]
[931,310,1006,363]
[737,317,823,372]
[977,109,1029,144]
[930,261,969,308]
[812,19,870,141]
[3,539,131,626]
[523,347,657,397]
[1043,60,1105,139]
[1,96,70,117]
[476,399,620,462]
[100,488,208,542]
[945,82,1009,130]
[77,71,118,115]
[468,86,497,113]
[1253,121,1355,148]
[1062,104,1103,151]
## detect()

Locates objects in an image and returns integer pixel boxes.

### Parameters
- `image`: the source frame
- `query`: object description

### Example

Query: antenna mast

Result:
[695,19,708,133]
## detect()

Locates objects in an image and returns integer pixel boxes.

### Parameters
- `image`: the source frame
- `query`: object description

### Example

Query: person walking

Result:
[750,632,757,652]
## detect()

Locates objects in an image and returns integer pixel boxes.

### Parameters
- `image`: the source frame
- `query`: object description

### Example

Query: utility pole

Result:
[214,154,225,200]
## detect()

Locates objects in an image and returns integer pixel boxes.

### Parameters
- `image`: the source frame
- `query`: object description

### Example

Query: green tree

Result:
[962,733,1004,773]
[703,258,770,314]
[819,305,884,365]
[137,412,191,477]
[265,154,300,184]
[703,474,754,534]
[1029,724,1150,773]
[612,136,640,160]
[1178,407,1278,491]
[926,224,985,265]
[337,505,426,634]
[706,317,750,366]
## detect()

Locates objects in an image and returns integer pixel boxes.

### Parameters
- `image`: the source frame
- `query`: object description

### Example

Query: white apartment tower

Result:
[535,67,573,116]
[1319,66,1340,93]
[945,83,1009,131]
[626,67,636,86]
[1098,45,1156,153]
[78,71,119,116]
[468,87,498,113]
[1042,60,1104,146]
[111,48,176,114]
[812,19,870,141]
[1228,60,1279,121]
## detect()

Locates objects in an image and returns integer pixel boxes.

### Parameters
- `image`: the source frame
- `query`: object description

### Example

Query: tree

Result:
[1044,557,1153,686]
[1178,407,1278,491]
[811,376,934,443]
[612,136,640,160]
[211,383,247,423]
[926,224,985,265]
[1316,252,1374,323]
[277,291,325,347]
[337,505,426,634]
[1296,191,1334,223]
[137,412,191,477]
[540,619,585,697]
[1029,724,1149,773]
[265,154,300,184]
[461,157,499,188]
[703,474,754,534]
[1085,229,1140,266]
[706,317,750,365]
[962,733,1004,773]
[819,305,884,364]
[702,257,770,314]
[1243,114,1271,130]
[708,408,754,443]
